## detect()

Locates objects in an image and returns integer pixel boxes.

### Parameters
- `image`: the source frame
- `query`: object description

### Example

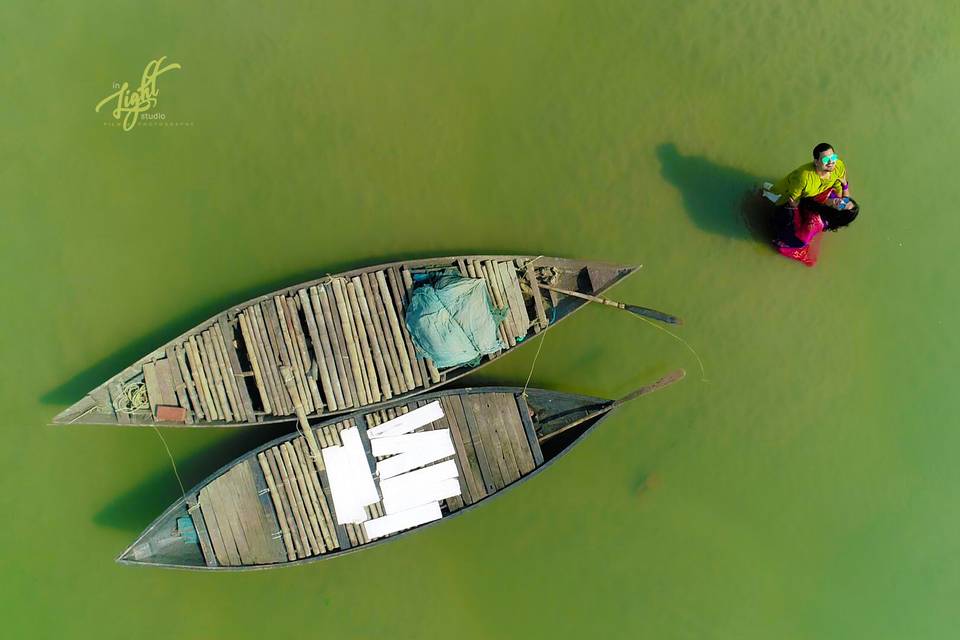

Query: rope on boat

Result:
[116,382,189,502]
[520,306,556,399]
[114,381,149,413]
[152,426,188,501]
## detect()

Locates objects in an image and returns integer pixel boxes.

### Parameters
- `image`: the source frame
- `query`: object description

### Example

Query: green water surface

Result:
[3,1,959,638]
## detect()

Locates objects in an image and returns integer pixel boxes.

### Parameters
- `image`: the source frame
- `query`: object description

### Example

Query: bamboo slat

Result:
[281,442,323,555]
[522,261,549,332]
[212,321,248,421]
[375,270,416,390]
[250,305,290,414]
[196,334,227,419]
[347,280,382,403]
[174,345,204,421]
[165,347,194,424]
[353,276,392,401]
[268,447,311,557]
[264,447,303,558]
[388,267,425,388]
[316,285,356,408]
[307,286,347,410]
[262,301,304,415]
[273,296,313,415]
[475,259,509,348]
[486,261,517,345]
[237,312,272,415]
[257,452,296,560]
[186,336,218,420]
[287,296,325,410]
[365,272,406,394]
[499,262,530,340]
[301,428,347,550]
[293,438,336,550]
[297,289,339,411]
[201,331,233,422]
[207,328,242,421]
[244,308,279,414]
[331,278,369,406]
[218,317,257,417]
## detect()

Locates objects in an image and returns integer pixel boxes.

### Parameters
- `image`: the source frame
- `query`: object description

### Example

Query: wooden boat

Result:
[54,256,637,427]
[119,372,684,570]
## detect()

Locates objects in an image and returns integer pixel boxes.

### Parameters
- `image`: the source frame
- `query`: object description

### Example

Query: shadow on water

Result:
[655,143,777,246]
[41,248,534,407]
[95,425,290,531]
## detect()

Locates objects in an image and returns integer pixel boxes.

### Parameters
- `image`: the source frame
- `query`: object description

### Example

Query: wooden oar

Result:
[537,284,682,325]
[538,369,685,443]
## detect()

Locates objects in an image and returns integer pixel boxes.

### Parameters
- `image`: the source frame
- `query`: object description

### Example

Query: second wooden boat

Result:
[54,256,637,427]
[118,371,684,570]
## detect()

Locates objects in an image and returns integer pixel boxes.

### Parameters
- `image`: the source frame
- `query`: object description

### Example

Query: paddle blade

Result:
[613,369,686,407]
[624,304,683,325]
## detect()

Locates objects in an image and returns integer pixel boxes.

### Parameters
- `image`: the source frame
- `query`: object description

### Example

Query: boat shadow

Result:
[94,426,290,531]
[40,248,533,409]
[656,143,778,247]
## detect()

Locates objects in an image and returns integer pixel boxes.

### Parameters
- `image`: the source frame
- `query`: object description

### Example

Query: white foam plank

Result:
[322,446,369,524]
[379,460,460,500]
[341,427,380,506]
[376,438,456,480]
[366,401,444,439]
[322,429,380,525]
[383,477,462,514]
[370,429,453,457]
[363,502,443,540]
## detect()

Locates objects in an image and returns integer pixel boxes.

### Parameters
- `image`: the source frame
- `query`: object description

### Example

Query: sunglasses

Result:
[820,153,838,165]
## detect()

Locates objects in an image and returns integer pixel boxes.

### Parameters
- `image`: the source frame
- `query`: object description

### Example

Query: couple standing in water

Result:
[764,142,860,265]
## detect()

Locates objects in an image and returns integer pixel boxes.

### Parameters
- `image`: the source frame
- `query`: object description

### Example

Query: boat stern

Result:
[117,501,207,569]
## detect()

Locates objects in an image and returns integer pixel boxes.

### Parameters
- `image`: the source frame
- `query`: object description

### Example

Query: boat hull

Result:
[54,256,637,428]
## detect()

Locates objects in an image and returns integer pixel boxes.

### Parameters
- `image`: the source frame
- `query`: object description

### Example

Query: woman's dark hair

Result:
[813,142,834,160]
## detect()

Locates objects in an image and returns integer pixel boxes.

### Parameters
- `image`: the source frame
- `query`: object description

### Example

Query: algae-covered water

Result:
[3,1,959,638]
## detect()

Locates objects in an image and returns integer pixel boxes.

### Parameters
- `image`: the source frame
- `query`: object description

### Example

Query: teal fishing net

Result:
[405,271,506,368]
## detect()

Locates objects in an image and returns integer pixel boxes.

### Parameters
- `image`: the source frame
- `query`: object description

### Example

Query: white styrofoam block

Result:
[383,477,462,514]
[322,429,380,525]
[376,438,456,480]
[370,429,453,457]
[379,460,460,502]
[366,401,444,439]
[363,502,443,540]
[322,446,368,524]
[341,427,380,506]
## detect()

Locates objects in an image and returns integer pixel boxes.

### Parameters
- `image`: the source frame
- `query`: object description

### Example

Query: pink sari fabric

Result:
[777,188,835,267]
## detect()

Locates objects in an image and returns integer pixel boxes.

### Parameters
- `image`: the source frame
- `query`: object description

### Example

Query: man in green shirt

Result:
[768,143,859,248]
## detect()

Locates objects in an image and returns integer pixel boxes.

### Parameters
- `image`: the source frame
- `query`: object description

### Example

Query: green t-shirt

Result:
[772,159,847,205]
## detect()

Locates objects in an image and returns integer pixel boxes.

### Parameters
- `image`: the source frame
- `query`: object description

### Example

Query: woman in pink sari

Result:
[766,143,859,266]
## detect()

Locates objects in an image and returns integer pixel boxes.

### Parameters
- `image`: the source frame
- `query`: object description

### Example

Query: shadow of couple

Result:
[655,143,777,246]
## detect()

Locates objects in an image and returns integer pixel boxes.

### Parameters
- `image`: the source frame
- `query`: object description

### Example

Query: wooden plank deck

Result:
[197,461,288,566]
